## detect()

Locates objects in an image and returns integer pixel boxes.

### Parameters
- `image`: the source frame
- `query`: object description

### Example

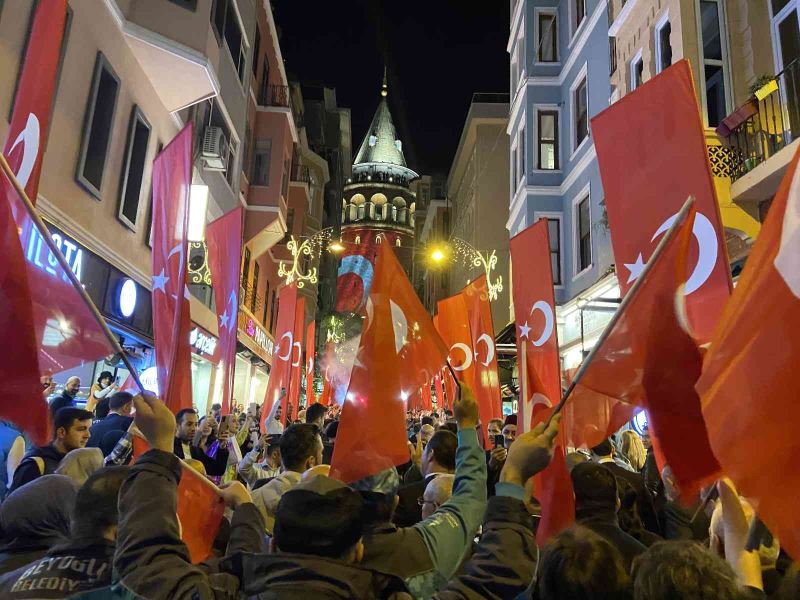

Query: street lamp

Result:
[278,227,335,288]
[328,239,345,254]
[427,238,504,301]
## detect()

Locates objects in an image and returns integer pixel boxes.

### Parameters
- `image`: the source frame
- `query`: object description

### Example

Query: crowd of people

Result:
[0,379,795,599]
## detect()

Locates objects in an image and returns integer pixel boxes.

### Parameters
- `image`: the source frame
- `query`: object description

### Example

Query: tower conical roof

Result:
[353,74,408,168]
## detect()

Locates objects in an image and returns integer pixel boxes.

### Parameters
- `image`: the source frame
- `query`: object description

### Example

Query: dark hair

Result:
[175,408,197,425]
[431,412,439,419]
[591,439,614,457]
[632,540,739,600]
[571,462,618,510]
[211,403,222,412]
[421,416,434,427]
[280,423,321,471]
[97,371,113,385]
[438,421,458,435]
[274,488,364,559]
[537,526,631,600]
[109,391,133,411]
[306,403,327,425]
[72,466,129,538]
[503,414,517,427]
[324,420,339,440]
[426,430,457,471]
[359,490,396,528]
[54,407,93,433]
[94,398,111,419]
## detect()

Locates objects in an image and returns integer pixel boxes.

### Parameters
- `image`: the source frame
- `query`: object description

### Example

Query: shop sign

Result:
[246,318,274,356]
[25,226,84,282]
[139,366,160,395]
[189,327,218,357]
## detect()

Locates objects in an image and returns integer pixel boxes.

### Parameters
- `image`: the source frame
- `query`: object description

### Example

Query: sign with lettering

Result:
[246,317,274,356]
[24,225,84,282]
[189,326,218,357]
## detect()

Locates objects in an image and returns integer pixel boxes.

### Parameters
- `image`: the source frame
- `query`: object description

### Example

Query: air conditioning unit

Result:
[201,126,228,171]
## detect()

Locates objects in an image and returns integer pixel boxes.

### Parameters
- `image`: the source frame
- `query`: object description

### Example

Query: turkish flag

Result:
[132,436,224,563]
[434,373,445,412]
[510,220,561,431]
[205,207,244,415]
[436,293,480,417]
[463,275,503,425]
[697,147,800,559]
[331,243,448,483]
[261,284,298,430]
[592,60,731,343]
[420,379,433,411]
[570,205,720,494]
[288,297,305,421]
[151,125,193,413]
[306,320,316,405]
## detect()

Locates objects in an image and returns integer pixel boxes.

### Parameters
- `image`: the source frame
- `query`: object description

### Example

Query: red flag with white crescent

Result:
[331,243,448,483]
[306,320,316,405]
[592,60,731,343]
[205,207,243,415]
[151,125,193,413]
[261,284,298,430]
[287,297,305,421]
[462,275,503,424]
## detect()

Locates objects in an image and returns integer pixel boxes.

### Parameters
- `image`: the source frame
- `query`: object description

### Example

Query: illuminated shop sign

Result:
[246,318,274,356]
[25,226,84,282]
[189,327,218,357]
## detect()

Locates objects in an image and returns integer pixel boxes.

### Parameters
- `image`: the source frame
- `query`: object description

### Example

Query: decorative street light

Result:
[278,227,335,288]
[427,237,504,301]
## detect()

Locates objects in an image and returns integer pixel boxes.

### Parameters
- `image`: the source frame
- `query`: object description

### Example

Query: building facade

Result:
[508,0,616,369]
[446,94,511,333]
[0,0,323,412]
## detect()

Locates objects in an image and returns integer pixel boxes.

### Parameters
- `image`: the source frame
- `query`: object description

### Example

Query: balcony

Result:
[719,59,800,202]
[291,162,311,184]
[107,0,219,112]
[258,83,290,108]
[342,200,416,230]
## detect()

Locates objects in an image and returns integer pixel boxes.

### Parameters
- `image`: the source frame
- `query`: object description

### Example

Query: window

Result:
[242,247,251,289]
[396,238,401,247]
[537,12,558,62]
[281,158,290,197]
[575,196,592,273]
[537,110,559,170]
[269,289,278,331]
[281,208,295,244]
[169,0,198,9]
[118,107,151,230]
[77,53,120,198]
[511,51,519,88]
[573,0,586,34]
[252,26,261,77]
[609,37,617,75]
[518,128,525,179]
[252,139,272,186]
[697,0,730,127]
[511,147,518,189]
[544,217,562,286]
[250,262,260,313]
[656,19,673,73]
[226,137,238,188]
[262,279,270,324]
[631,52,644,90]
[146,142,163,248]
[573,75,589,149]
[211,0,247,85]
[243,122,252,180]
[258,60,270,105]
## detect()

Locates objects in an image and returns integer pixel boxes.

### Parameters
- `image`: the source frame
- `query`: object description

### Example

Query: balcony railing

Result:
[720,59,800,181]
[259,83,289,108]
[291,162,311,183]
[341,200,416,229]
[471,92,510,104]
[240,282,264,315]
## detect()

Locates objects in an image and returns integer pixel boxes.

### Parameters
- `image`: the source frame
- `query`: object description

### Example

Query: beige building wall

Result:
[447,102,510,333]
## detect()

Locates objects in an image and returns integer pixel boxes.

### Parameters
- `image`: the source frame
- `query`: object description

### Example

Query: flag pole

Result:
[549,196,695,421]
[520,341,528,432]
[0,152,145,393]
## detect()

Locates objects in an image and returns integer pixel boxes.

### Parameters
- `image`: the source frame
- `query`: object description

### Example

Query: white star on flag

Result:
[152,269,169,292]
[219,311,229,330]
[519,321,531,339]
[624,253,646,284]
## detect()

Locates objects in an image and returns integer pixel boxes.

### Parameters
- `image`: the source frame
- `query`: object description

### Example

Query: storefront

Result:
[189,324,220,413]
[26,221,155,403]
[235,310,274,410]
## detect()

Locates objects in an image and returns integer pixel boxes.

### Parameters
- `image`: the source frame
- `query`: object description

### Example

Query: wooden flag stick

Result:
[548,196,696,423]
[520,341,529,432]
[0,152,145,393]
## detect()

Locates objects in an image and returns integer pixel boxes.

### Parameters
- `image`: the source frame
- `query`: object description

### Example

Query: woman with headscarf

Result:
[0,474,76,575]
[87,372,117,415]
[55,447,104,488]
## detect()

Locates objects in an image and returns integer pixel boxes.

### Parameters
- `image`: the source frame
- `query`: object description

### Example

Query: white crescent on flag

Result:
[9,113,40,189]
[276,332,293,361]
[474,333,495,366]
[448,342,473,372]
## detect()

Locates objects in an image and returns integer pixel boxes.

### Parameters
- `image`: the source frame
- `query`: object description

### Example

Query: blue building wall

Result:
[508,0,613,306]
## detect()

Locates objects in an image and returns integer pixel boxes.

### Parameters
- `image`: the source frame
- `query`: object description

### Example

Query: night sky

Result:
[274,1,509,175]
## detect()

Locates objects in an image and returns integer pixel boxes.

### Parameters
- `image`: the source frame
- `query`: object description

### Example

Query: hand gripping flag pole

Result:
[0,152,145,393]
[548,196,696,423]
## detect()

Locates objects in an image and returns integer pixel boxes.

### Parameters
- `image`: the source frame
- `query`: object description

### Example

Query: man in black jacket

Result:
[87,393,134,452]
[571,461,647,570]
[173,408,229,477]
[10,408,93,492]
[394,430,457,526]
[0,466,128,597]
[48,377,81,417]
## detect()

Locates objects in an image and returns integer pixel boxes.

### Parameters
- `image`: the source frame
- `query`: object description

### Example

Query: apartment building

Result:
[447,94,511,333]
[508,0,616,369]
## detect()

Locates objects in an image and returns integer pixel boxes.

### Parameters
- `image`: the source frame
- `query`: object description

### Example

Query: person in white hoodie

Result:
[252,423,323,534]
